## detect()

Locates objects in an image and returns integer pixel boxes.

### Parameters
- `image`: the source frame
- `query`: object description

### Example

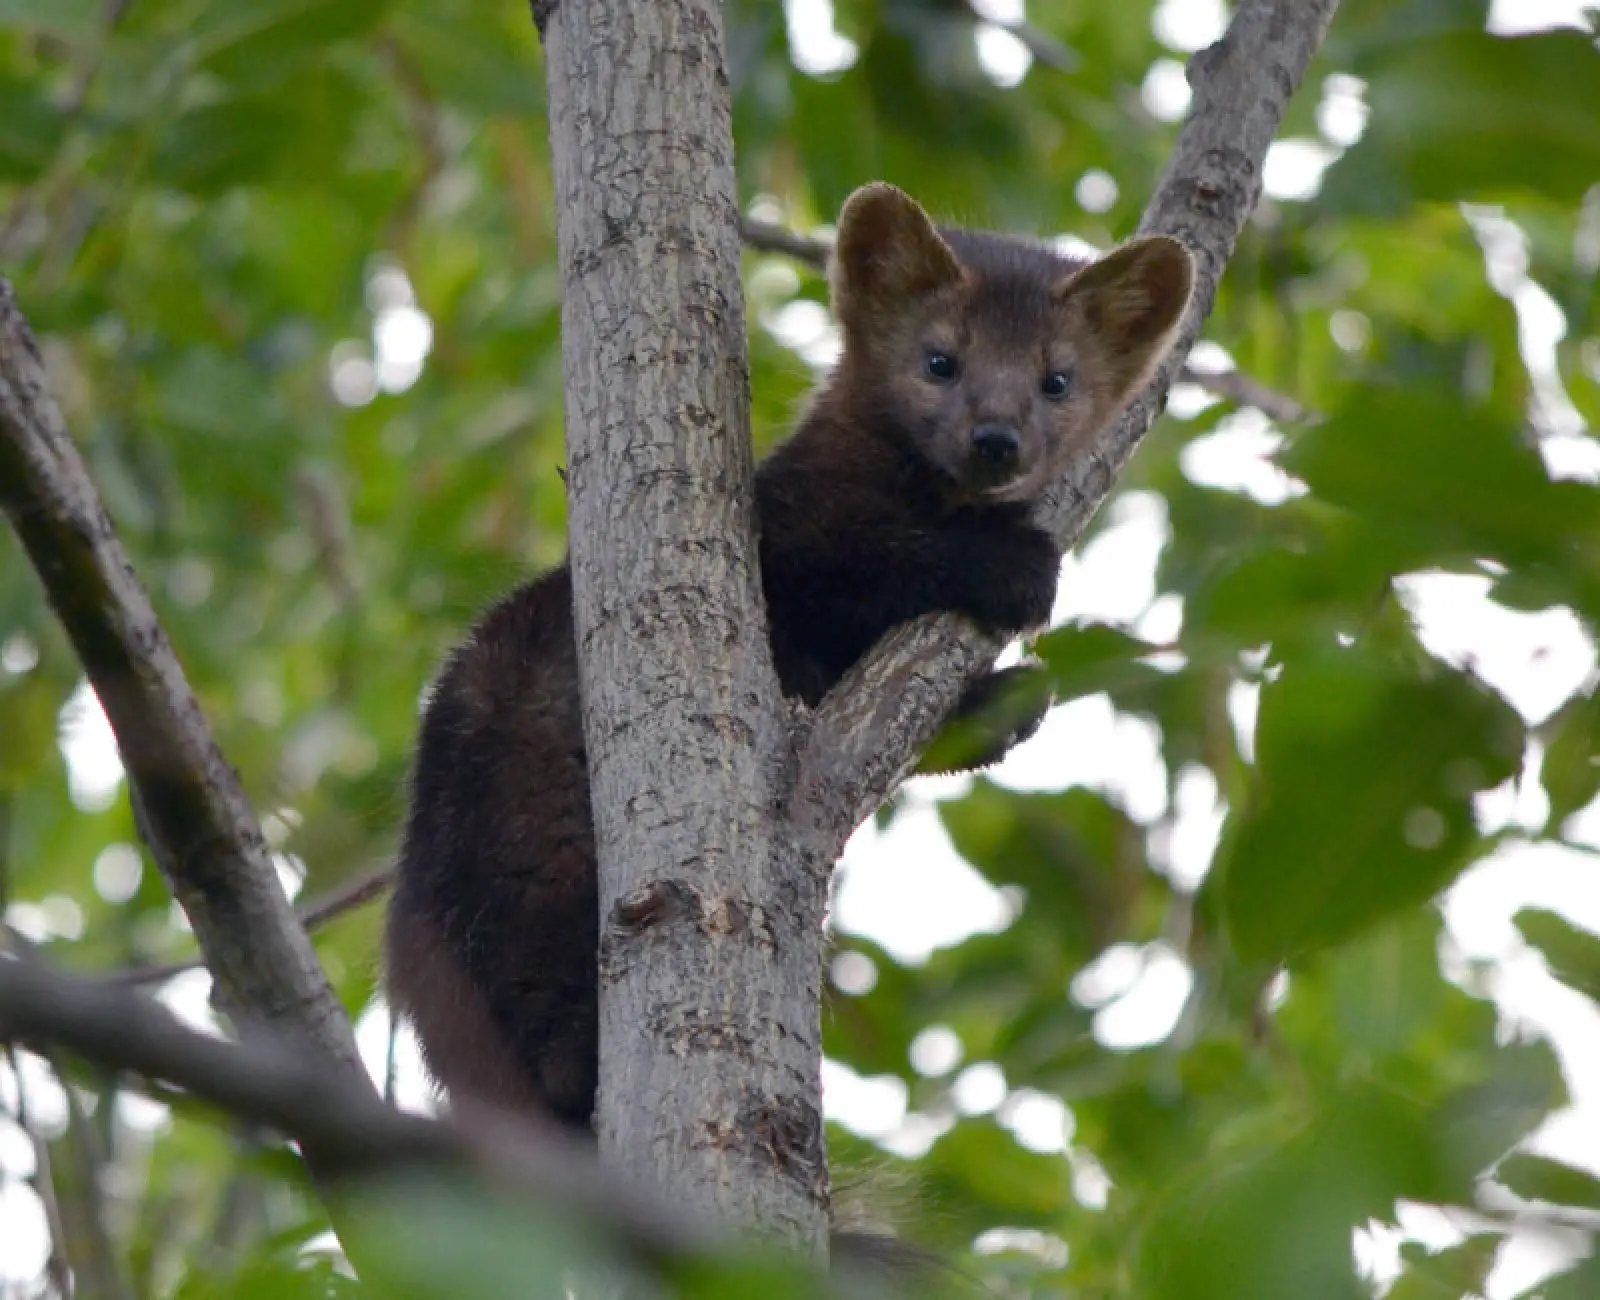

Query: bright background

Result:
[2,1,1598,1296]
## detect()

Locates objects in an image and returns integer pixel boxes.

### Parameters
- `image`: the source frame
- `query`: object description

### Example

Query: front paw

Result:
[960,529,1061,635]
[916,664,1055,775]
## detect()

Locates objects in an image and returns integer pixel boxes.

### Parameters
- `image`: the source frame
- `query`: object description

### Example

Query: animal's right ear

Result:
[830,183,963,330]
[1055,236,1195,399]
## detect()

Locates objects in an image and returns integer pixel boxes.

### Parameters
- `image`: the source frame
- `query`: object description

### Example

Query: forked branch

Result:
[792,0,1342,854]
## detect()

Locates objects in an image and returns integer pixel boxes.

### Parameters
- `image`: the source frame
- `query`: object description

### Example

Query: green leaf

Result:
[149,101,305,194]
[1215,645,1524,966]
[1033,622,1167,700]
[0,80,67,180]
[1436,1042,1568,1183]
[1497,1153,1600,1211]
[941,781,1155,960]
[1540,690,1600,828]
[148,66,362,196]
[1384,1235,1499,1300]
[1523,1251,1600,1300]
[920,1118,1074,1224]
[389,11,547,116]
[1515,908,1600,1003]
[1185,529,1397,649]
[1280,387,1600,582]
[1138,1084,1440,1300]
[917,662,1054,775]
[341,1175,616,1300]
[1278,910,1498,1068]
[1323,31,1600,213]
[154,348,287,442]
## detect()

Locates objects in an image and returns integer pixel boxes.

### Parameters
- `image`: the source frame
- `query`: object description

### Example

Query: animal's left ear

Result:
[830,183,964,335]
[1056,235,1196,397]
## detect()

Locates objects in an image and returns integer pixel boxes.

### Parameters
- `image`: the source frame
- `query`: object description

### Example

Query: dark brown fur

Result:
[386,185,1194,1133]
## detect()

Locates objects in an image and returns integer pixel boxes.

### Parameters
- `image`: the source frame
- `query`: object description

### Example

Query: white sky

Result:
[6,0,1600,1291]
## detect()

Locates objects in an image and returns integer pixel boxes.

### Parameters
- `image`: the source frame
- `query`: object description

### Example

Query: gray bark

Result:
[536,0,829,1253]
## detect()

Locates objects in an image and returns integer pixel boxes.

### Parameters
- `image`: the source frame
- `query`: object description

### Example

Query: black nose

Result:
[971,423,1020,467]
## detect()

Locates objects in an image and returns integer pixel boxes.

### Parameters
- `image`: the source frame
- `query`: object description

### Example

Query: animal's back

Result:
[385,565,601,1126]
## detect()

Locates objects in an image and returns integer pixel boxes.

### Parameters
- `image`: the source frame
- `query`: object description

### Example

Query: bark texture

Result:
[538,1,828,1251]
[0,277,362,1081]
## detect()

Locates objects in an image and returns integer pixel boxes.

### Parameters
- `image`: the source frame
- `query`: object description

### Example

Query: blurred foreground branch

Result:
[0,953,722,1275]
[792,0,1341,850]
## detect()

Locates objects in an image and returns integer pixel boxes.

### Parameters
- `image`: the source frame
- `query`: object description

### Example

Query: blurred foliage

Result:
[2,0,1600,1297]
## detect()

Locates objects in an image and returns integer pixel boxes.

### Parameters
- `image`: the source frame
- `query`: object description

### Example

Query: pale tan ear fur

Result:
[1057,234,1197,402]
[829,182,964,333]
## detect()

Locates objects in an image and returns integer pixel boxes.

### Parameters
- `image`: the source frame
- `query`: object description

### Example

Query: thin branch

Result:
[291,466,361,614]
[739,217,828,268]
[110,865,392,989]
[5,1046,72,1299]
[964,1,1081,72]
[0,953,728,1274]
[381,37,452,258]
[301,863,393,930]
[736,214,1311,422]
[201,1155,272,1280]
[49,1054,136,1300]
[791,0,1342,855]
[1178,362,1310,424]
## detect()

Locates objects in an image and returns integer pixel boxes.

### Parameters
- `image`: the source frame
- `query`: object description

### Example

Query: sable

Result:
[385,183,1195,1132]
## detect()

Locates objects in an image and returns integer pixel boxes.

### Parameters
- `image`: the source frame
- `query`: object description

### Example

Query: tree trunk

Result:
[535,0,830,1255]
[532,0,1340,1268]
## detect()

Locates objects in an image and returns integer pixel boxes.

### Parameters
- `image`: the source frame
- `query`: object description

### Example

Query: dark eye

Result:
[924,351,958,382]
[1042,370,1073,400]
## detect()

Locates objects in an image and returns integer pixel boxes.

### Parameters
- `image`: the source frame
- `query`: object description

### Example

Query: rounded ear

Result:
[1055,236,1196,402]
[1055,235,1196,352]
[829,183,964,329]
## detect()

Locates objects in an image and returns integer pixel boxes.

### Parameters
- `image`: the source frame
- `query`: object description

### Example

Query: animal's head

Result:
[828,182,1195,504]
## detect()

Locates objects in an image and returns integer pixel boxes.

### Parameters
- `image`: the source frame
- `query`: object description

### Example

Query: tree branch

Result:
[970,2,1082,73]
[0,953,730,1275]
[5,1045,74,1298]
[0,275,367,1070]
[110,865,392,989]
[739,217,832,267]
[791,0,1342,854]
[47,1051,136,1300]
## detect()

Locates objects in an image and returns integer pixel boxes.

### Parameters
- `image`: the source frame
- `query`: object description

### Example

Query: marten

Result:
[384,183,1195,1137]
